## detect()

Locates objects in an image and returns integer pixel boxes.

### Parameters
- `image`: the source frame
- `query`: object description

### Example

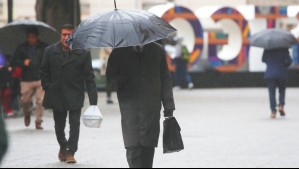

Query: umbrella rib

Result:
[120,10,142,46]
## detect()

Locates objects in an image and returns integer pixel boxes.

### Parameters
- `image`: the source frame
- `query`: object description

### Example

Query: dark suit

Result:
[40,42,98,154]
[107,42,175,168]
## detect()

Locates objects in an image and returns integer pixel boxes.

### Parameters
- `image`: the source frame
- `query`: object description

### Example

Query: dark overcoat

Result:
[40,42,98,111]
[262,49,293,80]
[107,42,175,148]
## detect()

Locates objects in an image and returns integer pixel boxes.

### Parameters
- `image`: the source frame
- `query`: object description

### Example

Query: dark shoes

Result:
[24,113,43,130]
[58,148,68,162]
[24,115,31,127]
[107,99,114,104]
[279,106,286,117]
[58,149,77,163]
[36,121,44,130]
[271,106,286,119]
[66,151,77,164]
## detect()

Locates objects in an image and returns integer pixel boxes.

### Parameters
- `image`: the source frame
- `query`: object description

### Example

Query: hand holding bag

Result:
[163,117,184,154]
[82,106,103,128]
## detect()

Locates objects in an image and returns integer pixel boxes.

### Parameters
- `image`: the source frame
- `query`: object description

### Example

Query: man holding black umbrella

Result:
[12,28,48,130]
[250,29,295,119]
[107,43,176,168]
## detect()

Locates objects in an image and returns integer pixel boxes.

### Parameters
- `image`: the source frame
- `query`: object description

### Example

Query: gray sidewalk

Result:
[1,88,299,168]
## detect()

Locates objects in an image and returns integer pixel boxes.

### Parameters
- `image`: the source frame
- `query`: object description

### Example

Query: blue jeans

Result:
[267,79,287,113]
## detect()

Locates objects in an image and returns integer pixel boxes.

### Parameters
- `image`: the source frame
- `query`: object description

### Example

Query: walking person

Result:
[262,48,293,119]
[107,42,176,168]
[12,28,48,129]
[173,37,194,89]
[100,48,114,104]
[40,24,98,163]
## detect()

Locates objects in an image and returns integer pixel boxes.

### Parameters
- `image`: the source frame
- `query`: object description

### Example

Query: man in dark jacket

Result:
[40,24,98,164]
[107,43,176,168]
[0,115,8,164]
[12,28,48,129]
[262,48,293,119]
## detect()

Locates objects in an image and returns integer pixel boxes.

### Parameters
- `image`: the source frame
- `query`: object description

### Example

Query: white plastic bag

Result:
[82,106,103,128]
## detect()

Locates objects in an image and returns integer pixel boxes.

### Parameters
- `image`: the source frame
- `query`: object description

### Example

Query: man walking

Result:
[12,28,48,129]
[107,42,176,168]
[40,24,98,163]
[262,48,293,119]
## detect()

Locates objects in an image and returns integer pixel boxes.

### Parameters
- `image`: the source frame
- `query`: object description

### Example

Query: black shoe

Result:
[107,100,114,104]
[279,106,286,117]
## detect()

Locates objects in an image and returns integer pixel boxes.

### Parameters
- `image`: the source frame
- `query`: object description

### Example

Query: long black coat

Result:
[107,42,175,148]
[40,42,98,111]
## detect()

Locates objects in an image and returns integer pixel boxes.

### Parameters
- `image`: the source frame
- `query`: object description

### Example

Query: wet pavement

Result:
[2,88,299,168]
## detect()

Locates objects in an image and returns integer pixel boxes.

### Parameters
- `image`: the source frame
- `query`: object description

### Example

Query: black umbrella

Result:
[69,0,176,49]
[250,29,298,50]
[0,20,59,56]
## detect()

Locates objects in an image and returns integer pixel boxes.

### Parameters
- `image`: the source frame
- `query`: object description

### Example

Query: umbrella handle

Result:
[114,0,117,9]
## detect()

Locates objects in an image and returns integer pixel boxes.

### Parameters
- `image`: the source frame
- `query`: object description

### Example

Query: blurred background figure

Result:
[169,36,194,90]
[100,48,114,104]
[12,28,49,130]
[0,53,13,117]
[0,115,8,164]
[262,49,293,119]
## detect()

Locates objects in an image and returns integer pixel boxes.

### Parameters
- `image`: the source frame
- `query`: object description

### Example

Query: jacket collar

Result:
[53,42,66,54]
[53,42,86,55]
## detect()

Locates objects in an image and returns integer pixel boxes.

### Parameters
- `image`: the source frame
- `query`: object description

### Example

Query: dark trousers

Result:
[126,147,155,168]
[53,109,81,155]
[267,79,287,112]
[174,58,192,86]
[106,81,113,98]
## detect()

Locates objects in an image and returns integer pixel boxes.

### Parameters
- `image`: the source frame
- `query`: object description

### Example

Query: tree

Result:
[35,0,81,30]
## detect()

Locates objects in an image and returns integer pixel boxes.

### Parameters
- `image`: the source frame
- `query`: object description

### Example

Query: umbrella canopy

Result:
[250,29,298,50]
[0,20,59,56]
[69,9,177,49]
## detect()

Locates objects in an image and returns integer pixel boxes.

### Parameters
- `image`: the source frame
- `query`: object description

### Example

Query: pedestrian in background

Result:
[12,28,48,129]
[100,48,114,104]
[0,115,8,164]
[0,54,13,117]
[172,37,194,90]
[107,42,176,168]
[40,24,98,164]
[262,48,293,119]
